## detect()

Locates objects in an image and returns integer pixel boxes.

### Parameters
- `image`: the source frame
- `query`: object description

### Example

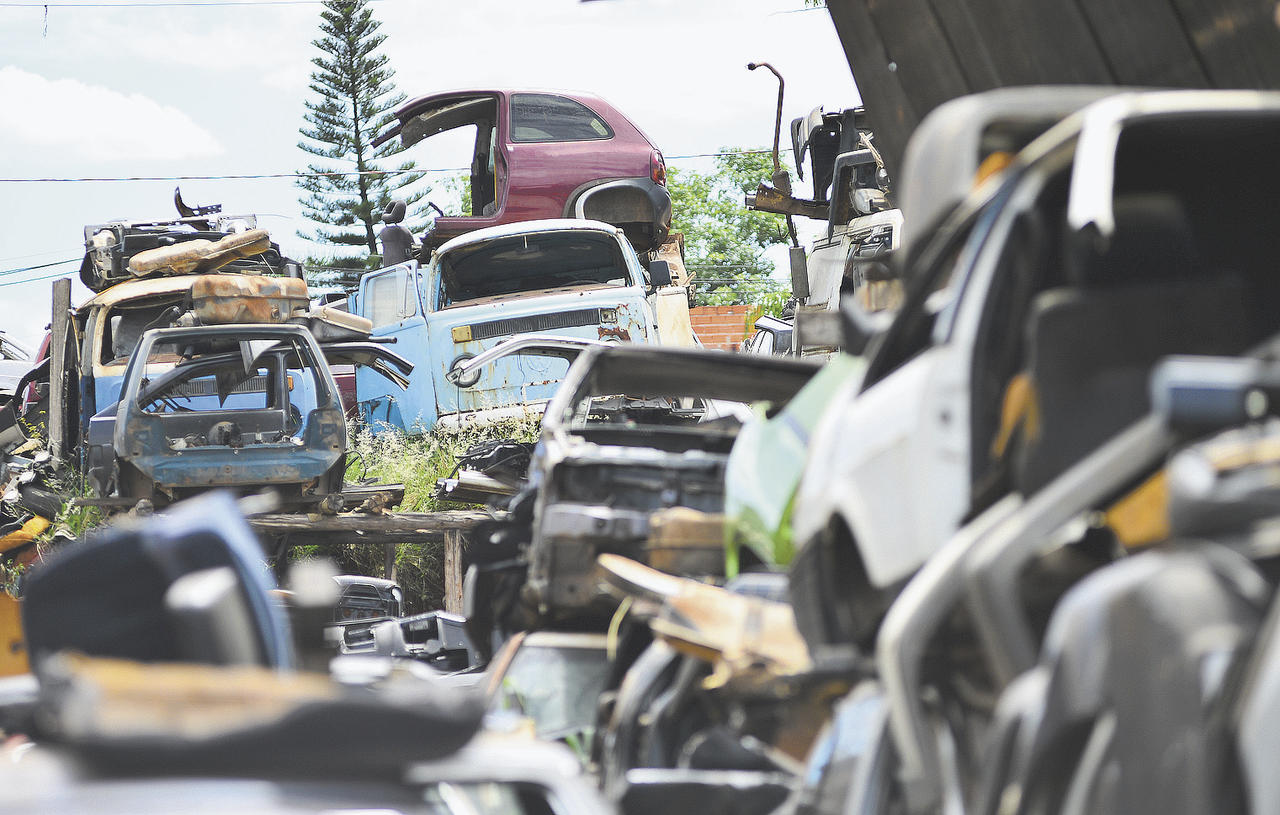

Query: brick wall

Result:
[689,305,755,351]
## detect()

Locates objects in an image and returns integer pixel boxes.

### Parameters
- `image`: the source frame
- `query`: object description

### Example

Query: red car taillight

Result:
[650,150,666,186]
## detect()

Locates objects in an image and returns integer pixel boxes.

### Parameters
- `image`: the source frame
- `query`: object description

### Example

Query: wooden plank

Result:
[249,510,498,547]
[48,278,71,461]
[442,529,465,614]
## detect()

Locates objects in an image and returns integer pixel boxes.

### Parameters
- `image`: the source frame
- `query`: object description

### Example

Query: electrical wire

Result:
[0,0,384,7]
[0,150,773,183]
[0,258,80,277]
[0,269,76,288]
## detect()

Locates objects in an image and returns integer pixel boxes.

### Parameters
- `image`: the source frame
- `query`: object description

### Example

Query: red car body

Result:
[375,89,671,252]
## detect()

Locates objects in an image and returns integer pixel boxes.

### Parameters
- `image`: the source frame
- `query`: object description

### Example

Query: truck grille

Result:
[468,308,602,341]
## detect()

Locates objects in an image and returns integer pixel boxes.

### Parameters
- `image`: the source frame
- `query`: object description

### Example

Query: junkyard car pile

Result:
[12,63,1280,815]
[411,86,1280,815]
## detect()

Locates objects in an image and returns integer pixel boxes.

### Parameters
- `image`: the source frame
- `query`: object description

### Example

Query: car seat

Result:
[970,547,1264,815]
[21,492,292,671]
[1016,194,1255,494]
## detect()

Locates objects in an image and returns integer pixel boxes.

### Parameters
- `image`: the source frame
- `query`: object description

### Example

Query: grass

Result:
[345,415,541,512]
[290,416,543,613]
[5,418,542,612]
[0,470,102,597]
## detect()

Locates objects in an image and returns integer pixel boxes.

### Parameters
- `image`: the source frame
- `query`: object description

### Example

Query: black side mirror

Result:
[648,259,673,289]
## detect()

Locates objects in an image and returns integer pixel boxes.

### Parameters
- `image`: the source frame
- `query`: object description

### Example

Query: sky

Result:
[0,0,859,347]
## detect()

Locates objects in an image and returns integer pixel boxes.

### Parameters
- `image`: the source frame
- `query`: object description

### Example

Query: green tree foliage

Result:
[442,173,472,218]
[297,0,425,286]
[302,255,376,295]
[668,148,792,310]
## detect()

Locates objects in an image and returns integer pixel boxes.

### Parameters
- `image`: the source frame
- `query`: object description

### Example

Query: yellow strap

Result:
[0,595,27,677]
[991,372,1040,459]
[1105,470,1170,549]
[975,151,1015,186]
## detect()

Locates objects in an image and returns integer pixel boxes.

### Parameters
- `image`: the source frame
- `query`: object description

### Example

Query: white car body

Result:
[793,89,1280,591]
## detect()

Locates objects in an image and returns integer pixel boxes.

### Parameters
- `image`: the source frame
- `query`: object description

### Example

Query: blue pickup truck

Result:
[354,219,669,433]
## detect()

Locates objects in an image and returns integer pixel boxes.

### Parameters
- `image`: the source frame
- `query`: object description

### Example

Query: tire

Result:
[789,520,890,652]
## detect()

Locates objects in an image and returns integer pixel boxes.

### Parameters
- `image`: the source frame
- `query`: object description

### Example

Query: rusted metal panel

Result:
[190,274,310,325]
[643,507,726,576]
[128,228,273,277]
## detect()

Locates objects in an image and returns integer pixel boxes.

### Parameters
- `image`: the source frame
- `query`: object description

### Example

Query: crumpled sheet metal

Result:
[597,553,812,694]
[128,229,273,277]
[190,274,310,325]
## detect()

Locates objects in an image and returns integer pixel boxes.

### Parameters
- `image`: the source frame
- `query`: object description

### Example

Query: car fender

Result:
[792,344,966,588]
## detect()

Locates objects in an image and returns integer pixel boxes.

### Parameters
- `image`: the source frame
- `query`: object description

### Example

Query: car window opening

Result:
[440,232,631,306]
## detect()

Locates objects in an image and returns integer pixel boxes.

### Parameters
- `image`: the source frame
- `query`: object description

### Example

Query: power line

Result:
[0,258,79,277]
[0,0,383,6]
[0,269,76,289]
[0,150,773,184]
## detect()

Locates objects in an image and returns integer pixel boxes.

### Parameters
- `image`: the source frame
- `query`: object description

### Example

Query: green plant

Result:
[292,418,542,613]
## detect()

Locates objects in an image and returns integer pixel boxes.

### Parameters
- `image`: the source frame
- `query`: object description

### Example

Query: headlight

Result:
[447,354,480,388]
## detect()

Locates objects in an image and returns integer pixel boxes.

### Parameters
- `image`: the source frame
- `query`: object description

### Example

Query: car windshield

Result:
[439,232,633,306]
[491,642,611,742]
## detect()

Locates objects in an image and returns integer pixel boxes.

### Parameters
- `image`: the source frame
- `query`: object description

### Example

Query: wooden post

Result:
[48,278,71,460]
[443,529,465,614]
[383,542,397,582]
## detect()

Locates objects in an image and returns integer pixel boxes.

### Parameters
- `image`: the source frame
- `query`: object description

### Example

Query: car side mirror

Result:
[648,259,673,290]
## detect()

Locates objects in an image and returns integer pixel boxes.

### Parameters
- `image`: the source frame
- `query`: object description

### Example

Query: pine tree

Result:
[297,0,423,286]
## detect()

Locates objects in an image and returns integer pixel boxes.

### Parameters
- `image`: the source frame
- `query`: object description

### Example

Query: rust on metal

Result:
[190,274,309,325]
[745,184,829,219]
[128,228,273,277]
[597,326,632,342]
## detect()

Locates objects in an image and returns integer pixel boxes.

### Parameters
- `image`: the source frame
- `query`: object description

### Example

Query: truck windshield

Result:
[439,231,633,306]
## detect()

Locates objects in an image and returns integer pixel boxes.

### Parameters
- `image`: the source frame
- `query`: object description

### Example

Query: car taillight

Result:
[650,150,666,186]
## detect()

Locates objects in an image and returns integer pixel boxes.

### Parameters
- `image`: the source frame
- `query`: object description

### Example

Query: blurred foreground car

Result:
[789,88,1280,652]
[485,631,610,758]
[1,491,612,815]
[461,343,819,651]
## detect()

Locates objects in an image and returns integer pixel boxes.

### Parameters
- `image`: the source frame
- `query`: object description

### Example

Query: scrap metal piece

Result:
[189,274,309,325]
[129,229,273,277]
[644,507,726,576]
[745,184,829,219]
[598,553,812,692]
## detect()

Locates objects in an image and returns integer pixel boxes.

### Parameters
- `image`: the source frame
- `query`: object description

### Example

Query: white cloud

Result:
[0,66,223,162]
